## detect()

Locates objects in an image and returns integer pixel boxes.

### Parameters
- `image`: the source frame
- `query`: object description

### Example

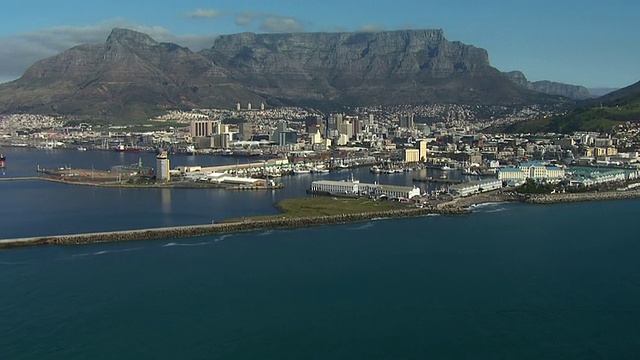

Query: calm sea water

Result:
[2,147,640,359]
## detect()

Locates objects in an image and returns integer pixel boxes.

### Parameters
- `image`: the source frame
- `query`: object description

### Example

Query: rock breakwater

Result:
[524,190,640,204]
[0,206,469,248]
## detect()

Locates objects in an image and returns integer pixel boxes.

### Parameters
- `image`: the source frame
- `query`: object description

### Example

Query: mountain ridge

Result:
[0,28,568,119]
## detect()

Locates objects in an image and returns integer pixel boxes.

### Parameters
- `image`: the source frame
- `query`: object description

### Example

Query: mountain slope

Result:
[504,71,593,100]
[501,80,640,133]
[0,28,262,119]
[201,30,551,107]
[0,28,562,119]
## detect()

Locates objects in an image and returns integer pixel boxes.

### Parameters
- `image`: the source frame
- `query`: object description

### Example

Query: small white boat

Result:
[441,165,454,171]
[77,147,87,151]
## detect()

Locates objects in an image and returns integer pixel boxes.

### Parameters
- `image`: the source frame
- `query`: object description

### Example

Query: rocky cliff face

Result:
[504,71,592,100]
[0,28,262,118]
[201,30,535,106]
[0,28,555,119]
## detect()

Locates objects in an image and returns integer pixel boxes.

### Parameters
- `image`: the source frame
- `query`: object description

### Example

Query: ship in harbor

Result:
[0,154,5,168]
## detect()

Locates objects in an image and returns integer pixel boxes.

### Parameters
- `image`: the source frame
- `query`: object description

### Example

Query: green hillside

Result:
[501,80,640,134]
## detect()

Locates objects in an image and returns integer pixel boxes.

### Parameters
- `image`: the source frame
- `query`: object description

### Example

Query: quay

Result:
[412,177,463,184]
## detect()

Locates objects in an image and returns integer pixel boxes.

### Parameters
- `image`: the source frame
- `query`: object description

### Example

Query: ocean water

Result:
[2,148,640,359]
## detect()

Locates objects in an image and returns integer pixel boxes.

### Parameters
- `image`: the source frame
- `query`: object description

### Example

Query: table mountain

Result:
[0,28,559,119]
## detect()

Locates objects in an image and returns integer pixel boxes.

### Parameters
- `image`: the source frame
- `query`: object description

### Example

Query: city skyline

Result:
[0,0,638,89]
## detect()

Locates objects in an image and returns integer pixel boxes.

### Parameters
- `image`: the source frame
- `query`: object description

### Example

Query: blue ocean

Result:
[2,147,640,359]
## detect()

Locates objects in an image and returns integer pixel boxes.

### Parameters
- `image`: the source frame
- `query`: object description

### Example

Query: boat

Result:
[312,167,330,174]
[441,165,454,171]
[0,154,5,168]
[77,147,87,151]
[369,166,381,174]
[114,144,141,153]
[293,168,311,174]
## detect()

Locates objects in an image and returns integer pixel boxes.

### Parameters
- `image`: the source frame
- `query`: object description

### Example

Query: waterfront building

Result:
[190,119,215,137]
[498,167,527,182]
[403,148,420,163]
[518,162,565,181]
[416,139,429,162]
[449,179,502,197]
[498,162,565,182]
[310,179,421,199]
[156,151,170,182]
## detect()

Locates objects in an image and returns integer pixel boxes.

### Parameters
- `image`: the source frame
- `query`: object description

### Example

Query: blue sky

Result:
[0,0,638,89]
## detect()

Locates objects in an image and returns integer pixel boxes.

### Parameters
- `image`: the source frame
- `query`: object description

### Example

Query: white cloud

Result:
[0,19,218,81]
[182,9,227,19]
[234,11,306,33]
[357,24,386,32]
[259,17,305,33]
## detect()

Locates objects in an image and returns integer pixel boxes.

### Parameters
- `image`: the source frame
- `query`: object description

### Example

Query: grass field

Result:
[223,196,408,222]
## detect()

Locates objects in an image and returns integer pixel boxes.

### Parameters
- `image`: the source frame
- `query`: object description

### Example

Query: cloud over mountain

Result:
[0,20,218,83]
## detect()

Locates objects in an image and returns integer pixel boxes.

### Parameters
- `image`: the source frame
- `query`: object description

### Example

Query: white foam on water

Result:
[350,222,374,230]
[73,247,144,257]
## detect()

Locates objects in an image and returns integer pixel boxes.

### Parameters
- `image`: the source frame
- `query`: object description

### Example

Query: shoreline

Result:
[2,189,640,249]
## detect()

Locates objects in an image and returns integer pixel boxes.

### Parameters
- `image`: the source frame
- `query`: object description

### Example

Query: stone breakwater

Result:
[523,190,640,204]
[0,206,469,248]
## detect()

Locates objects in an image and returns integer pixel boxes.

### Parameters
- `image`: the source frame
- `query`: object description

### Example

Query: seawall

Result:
[523,190,640,204]
[0,206,469,248]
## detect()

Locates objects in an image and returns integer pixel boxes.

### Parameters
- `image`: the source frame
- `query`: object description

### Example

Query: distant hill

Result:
[0,28,563,120]
[501,80,640,133]
[504,71,593,100]
[588,87,619,97]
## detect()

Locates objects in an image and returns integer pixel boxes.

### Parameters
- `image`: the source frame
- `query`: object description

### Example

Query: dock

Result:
[412,177,463,184]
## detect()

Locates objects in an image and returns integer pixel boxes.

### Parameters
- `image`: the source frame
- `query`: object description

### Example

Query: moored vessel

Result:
[0,154,5,168]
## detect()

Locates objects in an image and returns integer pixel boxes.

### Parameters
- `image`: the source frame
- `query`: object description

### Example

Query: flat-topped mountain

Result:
[0,28,565,119]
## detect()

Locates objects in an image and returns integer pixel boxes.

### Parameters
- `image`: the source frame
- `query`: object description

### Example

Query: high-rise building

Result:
[400,114,414,129]
[416,139,429,162]
[156,151,170,182]
[247,103,252,110]
[236,103,241,111]
[260,102,265,111]
[190,120,215,137]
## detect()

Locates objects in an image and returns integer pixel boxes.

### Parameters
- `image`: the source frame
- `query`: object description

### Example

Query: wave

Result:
[423,213,441,217]
[73,247,144,257]
[162,241,210,247]
[370,217,389,221]
[350,222,374,230]
[214,234,232,242]
[469,202,502,209]
[0,261,31,266]
[257,230,274,236]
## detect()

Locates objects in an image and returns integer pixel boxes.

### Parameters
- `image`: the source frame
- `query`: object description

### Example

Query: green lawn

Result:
[222,196,406,222]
